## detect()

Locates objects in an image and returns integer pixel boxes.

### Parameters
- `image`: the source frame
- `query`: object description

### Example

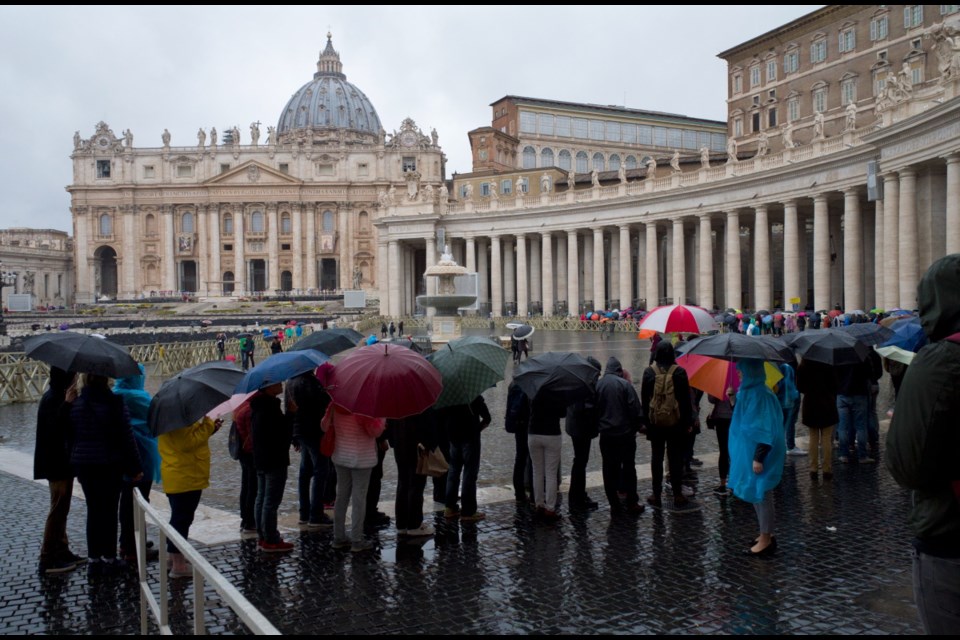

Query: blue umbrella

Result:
[235,350,330,393]
[881,317,927,352]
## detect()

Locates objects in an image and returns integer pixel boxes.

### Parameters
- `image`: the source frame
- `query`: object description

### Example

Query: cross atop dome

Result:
[315,32,345,80]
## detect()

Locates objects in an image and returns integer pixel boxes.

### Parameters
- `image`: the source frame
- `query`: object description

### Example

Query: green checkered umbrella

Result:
[427,335,509,408]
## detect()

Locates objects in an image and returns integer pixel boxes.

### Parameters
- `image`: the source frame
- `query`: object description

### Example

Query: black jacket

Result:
[286,373,330,446]
[505,382,530,434]
[251,392,291,471]
[34,368,75,481]
[528,394,566,436]
[595,357,642,437]
[439,396,490,443]
[69,385,142,477]
[641,343,693,436]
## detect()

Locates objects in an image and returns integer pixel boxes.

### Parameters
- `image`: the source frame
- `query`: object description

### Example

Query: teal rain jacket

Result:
[728,359,786,504]
[114,364,161,483]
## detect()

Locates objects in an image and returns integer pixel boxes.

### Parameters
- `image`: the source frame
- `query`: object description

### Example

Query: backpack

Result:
[227,420,241,460]
[649,364,681,428]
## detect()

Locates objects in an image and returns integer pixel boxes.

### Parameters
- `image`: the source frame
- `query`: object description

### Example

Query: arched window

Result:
[222,271,235,295]
[592,153,605,172]
[99,213,112,236]
[609,155,621,170]
[251,211,265,233]
[280,271,293,291]
[223,213,233,235]
[558,150,572,170]
[522,146,536,169]
[322,210,335,231]
[576,151,589,173]
[181,212,194,234]
[280,212,292,234]
[145,213,157,235]
[625,156,638,169]
[359,211,369,233]
[540,148,554,167]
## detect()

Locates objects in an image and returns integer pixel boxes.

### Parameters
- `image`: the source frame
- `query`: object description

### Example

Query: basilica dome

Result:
[277,34,382,136]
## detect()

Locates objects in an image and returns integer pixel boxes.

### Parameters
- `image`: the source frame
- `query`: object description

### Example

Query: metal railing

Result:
[132,492,279,635]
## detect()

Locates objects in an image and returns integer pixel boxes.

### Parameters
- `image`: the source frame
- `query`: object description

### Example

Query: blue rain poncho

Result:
[113,363,161,483]
[728,359,786,504]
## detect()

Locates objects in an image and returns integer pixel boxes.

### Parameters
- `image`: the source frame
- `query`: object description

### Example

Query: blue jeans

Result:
[298,443,328,523]
[836,394,869,459]
[255,468,287,543]
[783,403,800,450]
[446,433,481,516]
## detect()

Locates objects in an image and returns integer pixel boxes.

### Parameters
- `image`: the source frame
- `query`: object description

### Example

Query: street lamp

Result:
[0,261,19,335]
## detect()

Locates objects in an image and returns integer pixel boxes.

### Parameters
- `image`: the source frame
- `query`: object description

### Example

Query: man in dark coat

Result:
[440,395,490,521]
[596,356,644,515]
[34,367,83,573]
[286,372,332,528]
[886,253,960,634]
[566,356,602,510]
[251,382,294,551]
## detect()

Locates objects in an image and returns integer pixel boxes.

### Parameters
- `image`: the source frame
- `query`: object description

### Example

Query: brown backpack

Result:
[649,364,681,428]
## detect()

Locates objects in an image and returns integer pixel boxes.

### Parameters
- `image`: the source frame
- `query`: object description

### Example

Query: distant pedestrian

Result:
[380,322,388,339]
[270,336,282,355]
[244,335,256,369]
[398,320,404,336]
[238,336,249,370]
[796,359,838,479]
[216,332,226,359]
[389,321,396,338]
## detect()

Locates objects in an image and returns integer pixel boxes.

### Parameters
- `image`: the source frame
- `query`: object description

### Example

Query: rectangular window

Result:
[589,120,604,141]
[839,28,856,53]
[223,243,233,252]
[783,51,799,74]
[317,163,335,176]
[281,243,291,251]
[811,40,827,63]
[555,116,571,137]
[538,114,555,136]
[480,182,490,197]
[637,125,652,145]
[402,157,416,172]
[874,71,887,96]
[870,16,888,40]
[653,127,667,147]
[572,118,589,139]
[519,178,528,194]
[501,179,512,195]
[220,163,230,174]
[279,163,289,174]
[733,74,742,94]
[942,5,960,15]
[912,66,924,84]
[143,165,155,179]
[698,132,712,149]
[768,108,777,128]
[711,133,726,151]
[604,121,621,142]
[904,5,923,27]
[768,89,776,100]
[96,160,111,179]
[519,111,537,134]
[750,66,761,87]
[681,129,698,150]
[752,112,761,133]
[667,128,682,148]
[357,163,369,176]
[734,118,743,137]
[788,98,800,122]
[622,123,637,143]
[813,88,827,114]
[841,79,857,105]
[177,164,193,177]
[459,185,469,199]
[752,95,761,106]
[766,60,777,82]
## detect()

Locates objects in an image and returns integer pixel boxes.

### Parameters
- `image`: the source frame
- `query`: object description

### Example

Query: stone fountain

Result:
[416,245,477,344]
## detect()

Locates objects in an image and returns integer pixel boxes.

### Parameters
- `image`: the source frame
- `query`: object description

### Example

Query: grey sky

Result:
[0,5,821,232]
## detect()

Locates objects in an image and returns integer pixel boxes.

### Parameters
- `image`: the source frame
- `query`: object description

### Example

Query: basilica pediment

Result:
[203,160,302,186]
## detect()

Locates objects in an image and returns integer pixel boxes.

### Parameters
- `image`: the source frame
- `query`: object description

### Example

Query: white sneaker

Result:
[786,448,808,456]
[403,523,435,537]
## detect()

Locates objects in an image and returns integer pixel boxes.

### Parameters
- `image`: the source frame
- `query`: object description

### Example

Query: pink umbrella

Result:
[638,304,719,334]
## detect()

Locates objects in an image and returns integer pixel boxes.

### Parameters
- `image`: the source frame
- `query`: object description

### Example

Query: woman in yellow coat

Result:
[159,415,222,578]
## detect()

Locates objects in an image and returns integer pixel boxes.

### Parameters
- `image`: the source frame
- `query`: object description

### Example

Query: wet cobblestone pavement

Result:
[0,329,921,634]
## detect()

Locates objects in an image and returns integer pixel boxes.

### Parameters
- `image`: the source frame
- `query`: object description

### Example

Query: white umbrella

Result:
[875,345,915,366]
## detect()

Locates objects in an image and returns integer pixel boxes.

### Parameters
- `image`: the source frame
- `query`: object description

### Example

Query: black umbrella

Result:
[148,360,246,436]
[512,325,535,341]
[512,351,600,405]
[287,327,364,356]
[787,331,870,365]
[390,338,426,354]
[676,333,793,362]
[837,323,894,346]
[22,331,140,378]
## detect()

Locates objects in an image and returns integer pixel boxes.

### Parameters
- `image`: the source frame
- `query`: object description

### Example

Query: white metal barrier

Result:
[133,492,280,635]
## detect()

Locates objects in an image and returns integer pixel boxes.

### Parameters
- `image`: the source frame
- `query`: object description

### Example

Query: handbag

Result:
[415,445,448,477]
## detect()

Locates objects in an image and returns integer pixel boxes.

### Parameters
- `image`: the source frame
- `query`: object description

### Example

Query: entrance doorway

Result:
[95,246,118,298]
[249,259,266,292]
[320,258,338,290]
[222,271,235,295]
[179,260,197,293]
[280,270,292,292]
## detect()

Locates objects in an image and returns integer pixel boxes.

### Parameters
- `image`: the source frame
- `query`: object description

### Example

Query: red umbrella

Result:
[638,304,719,334]
[327,343,442,419]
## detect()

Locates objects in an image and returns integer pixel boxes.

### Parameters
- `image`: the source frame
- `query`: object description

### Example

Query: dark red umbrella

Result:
[327,343,442,419]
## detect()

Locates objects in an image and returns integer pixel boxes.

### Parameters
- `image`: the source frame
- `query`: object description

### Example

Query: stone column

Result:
[465,236,476,272]
[783,200,800,311]
[529,235,541,313]
[163,206,176,292]
[556,234,568,313]
[196,205,207,296]
[946,155,960,254]
[305,204,317,290]
[609,233,620,307]
[646,222,658,308]
[122,205,136,297]
[813,194,831,312]
[672,219,686,306]
[566,230,579,316]
[636,227,645,304]
[874,198,884,310]
[725,210,741,310]
[883,173,900,312]
[898,168,918,309]
[388,240,401,317]
[292,204,303,291]
[73,207,90,301]
[754,205,770,311]
[478,239,489,308]
[338,206,349,290]
[516,233,528,318]
[234,207,245,294]
[378,239,389,314]
[425,235,436,298]
[267,205,280,292]
[583,233,594,309]
[503,238,515,314]
[491,236,503,317]
[209,205,221,296]
[698,214,713,310]
[541,232,554,317]
[593,228,605,309]
[843,188,863,312]
[619,225,631,309]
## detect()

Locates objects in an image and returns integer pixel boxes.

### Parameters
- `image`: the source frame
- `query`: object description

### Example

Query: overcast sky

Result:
[0,5,821,233]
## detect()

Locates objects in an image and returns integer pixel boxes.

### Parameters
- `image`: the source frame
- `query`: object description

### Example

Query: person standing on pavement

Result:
[69,374,143,576]
[389,408,439,538]
[231,398,258,537]
[322,402,386,552]
[34,367,84,574]
[834,358,874,464]
[270,336,283,355]
[796,358,839,479]
[286,372,333,529]
[596,356,645,516]
[159,414,222,577]
[642,342,694,510]
[380,322,388,339]
[244,336,256,370]
[706,391,735,496]
[251,382,294,553]
[398,320,404,337]
[776,361,806,458]
[505,381,533,503]
[886,253,960,635]
[528,391,567,522]
[389,321,396,339]
[441,395,491,522]
[216,332,226,359]
[728,359,786,556]
[364,431,392,531]
[565,356,602,511]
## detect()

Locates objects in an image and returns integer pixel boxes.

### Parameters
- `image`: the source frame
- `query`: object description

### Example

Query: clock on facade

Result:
[400,131,417,148]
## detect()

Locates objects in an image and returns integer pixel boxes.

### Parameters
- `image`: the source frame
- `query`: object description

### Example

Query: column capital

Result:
[618,223,630,232]
[540,230,552,239]
[515,232,526,239]
[843,186,861,197]
[565,228,578,237]
[812,194,829,205]
[943,152,960,164]
[725,209,739,218]
[753,203,768,213]
[781,199,798,209]
[898,166,917,178]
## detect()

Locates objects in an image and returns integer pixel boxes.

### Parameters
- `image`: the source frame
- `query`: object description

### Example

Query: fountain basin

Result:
[416,294,477,315]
